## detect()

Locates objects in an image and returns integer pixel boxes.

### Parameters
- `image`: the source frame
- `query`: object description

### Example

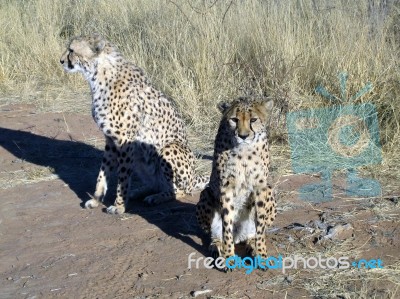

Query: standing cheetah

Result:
[196,97,276,266]
[60,34,207,214]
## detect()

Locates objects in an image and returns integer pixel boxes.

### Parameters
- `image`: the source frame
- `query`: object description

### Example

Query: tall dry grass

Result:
[0,0,399,178]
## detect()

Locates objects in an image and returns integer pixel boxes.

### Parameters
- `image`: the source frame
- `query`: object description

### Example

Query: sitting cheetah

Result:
[196,97,276,267]
[60,34,207,214]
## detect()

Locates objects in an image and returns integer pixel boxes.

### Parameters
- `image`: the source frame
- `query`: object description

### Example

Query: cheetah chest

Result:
[222,145,268,207]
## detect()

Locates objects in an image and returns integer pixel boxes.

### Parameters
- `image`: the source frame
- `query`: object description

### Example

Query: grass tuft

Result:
[1,1,399,183]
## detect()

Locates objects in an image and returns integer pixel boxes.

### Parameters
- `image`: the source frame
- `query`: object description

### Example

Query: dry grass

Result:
[264,192,400,298]
[1,0,399,181]
[0,166,58,189]
[0,2,398,116]
[258,252,400,299]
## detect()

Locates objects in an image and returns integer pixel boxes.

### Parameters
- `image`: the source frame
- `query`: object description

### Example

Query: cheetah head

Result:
[218,97,274,145]
[60,34,106,76]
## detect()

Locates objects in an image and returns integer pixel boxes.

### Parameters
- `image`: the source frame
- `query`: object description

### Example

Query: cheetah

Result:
[196,97,276,268]
[60,34,207,214]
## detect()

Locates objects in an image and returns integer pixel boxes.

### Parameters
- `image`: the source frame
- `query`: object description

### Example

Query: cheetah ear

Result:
[91,34,106,54]
[258,100,274,114]
[255,99,274,118]
[264,99,274,111]
[217,102,231,113]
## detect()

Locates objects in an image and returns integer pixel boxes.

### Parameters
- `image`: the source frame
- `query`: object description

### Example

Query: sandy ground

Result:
[0,104,399,299]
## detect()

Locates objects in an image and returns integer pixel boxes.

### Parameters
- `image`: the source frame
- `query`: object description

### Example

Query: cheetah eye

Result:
[69,48,74,53]
[250,118,257,123]
[230,117,239,123]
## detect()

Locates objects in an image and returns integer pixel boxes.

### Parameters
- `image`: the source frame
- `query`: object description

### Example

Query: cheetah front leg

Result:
[196,188,225,260]
[196,187,214,233]
[86,137,116,209]
[253,186,275,260]
[106,141,133,214]
[253,189,268,260]
[220,186,236,271]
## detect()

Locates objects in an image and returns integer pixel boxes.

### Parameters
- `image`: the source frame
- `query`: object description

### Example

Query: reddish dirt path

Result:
[1,104,398,298]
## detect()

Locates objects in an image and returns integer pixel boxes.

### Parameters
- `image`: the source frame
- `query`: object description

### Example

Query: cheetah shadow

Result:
[0,127,209,255]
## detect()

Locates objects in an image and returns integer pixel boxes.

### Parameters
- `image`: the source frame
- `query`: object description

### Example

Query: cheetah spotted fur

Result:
[196,97,276,268]
[60,34,207,214]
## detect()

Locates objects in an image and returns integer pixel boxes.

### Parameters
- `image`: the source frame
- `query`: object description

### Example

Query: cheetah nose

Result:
[60,59,64,64]
[238,134,249,140]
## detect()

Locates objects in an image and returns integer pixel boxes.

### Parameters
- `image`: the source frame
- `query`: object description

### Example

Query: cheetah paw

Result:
[223,267,233,273]
[106,205,125,214]
[223,261,235,273]
[85,199,100,209]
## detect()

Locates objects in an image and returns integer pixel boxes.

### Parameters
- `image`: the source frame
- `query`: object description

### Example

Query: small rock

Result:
[191,289,212,297]
[138,272,148,280]
[285,275,293,283]
[324,223,353,240]
[7,277,12,281]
